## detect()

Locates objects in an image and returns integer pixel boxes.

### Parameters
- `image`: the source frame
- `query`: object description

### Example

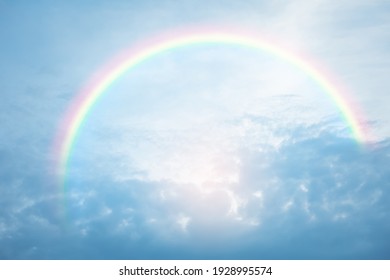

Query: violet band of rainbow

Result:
[54,30,368,185]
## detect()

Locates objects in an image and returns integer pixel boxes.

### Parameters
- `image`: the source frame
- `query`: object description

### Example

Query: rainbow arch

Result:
[53,29,367,185]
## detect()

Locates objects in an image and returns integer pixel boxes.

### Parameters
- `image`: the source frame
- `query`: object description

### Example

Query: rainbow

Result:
[54,29,368,185]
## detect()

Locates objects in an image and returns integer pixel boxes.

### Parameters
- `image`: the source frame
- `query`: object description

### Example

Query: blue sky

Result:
[0,0,389,259]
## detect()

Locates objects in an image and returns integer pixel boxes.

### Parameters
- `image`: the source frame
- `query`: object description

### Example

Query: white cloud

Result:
[176,214,191,232]
[299,184,309,193]
[253,190,263,199]
[282,199,294,212]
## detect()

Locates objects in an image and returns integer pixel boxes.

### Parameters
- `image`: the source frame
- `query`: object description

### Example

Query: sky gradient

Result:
[0,0,389,259]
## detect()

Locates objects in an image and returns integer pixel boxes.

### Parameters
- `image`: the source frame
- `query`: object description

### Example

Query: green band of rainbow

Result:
[54,30,367,185]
